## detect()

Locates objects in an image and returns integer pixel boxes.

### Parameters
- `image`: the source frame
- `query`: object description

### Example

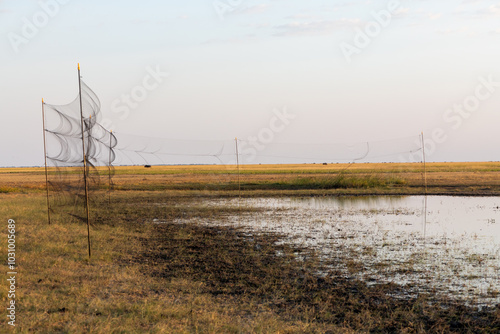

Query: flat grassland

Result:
[3,161,500,195]
[1,162,500,332]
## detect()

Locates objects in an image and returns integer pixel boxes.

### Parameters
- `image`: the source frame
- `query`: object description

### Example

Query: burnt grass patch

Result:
[94,192,500,332]
[139,218,500,333]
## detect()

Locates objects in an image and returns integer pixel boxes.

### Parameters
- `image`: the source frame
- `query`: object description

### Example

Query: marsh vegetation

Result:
[2,163,500,332]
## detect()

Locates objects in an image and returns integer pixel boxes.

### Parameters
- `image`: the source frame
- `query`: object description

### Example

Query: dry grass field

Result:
[3,162,500,195]
[1,162,500,332]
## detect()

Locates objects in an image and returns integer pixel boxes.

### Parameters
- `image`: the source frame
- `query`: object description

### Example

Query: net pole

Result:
[235,137,241,197]
[108,130,113,205]
[78,63,92,258]
[421,132,428,194]
[421,132,428,245]
[41,99,51,225]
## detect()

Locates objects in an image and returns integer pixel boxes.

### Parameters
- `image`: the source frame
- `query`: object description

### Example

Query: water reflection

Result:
[202,196,500,307]
[293,195,410,210]
[291,196,500,241]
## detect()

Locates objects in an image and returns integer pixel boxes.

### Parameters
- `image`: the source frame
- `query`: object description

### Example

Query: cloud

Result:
[241,22,270,29]
[231,4,270,16]
[329,1,367,12]
[393,7,411,19]
[427,12,442,20]
[273,18,361,37]
[435,26,475,36]
[203,34,257,45]
[461,0,486,4]
[130,19,148,25]
[285,14,321,20]
[480,4,500,16]
[460,4,500,19]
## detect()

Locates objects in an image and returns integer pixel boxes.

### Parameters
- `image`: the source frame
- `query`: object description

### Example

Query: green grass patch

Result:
[0,186,19,193]
[255,174,407,190]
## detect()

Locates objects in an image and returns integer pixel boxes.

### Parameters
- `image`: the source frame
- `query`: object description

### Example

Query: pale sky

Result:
[1,0,500,166]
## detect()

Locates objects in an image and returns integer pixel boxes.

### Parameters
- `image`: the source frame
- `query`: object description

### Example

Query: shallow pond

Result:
[174,196,500,306]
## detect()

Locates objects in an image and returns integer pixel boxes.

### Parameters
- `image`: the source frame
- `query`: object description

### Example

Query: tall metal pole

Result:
[235,137,241,197]
[108,130,112,205]
[78,63,91,258]
[41,99,51,225]
[421,132,428,194]
[421,132,428,245]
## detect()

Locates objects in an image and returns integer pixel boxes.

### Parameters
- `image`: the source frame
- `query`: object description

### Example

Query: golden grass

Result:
[0,193,361,333]
[1,162,500,331]
[3,162,500,195]
[3,161,500,175]
[1,188,500,332]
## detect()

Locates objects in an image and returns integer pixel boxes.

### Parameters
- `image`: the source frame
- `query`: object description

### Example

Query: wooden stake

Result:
[41,99,51,225]
[78,63,91,258]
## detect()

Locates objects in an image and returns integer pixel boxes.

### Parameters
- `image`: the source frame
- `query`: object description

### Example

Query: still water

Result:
[190,196,500,306]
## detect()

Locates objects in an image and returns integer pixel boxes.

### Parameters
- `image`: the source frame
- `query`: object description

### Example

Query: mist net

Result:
[43,80,116,223]
[110,133,423,166]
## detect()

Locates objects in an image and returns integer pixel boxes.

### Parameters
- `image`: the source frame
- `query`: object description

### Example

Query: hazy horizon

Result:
[1,0,500,167]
